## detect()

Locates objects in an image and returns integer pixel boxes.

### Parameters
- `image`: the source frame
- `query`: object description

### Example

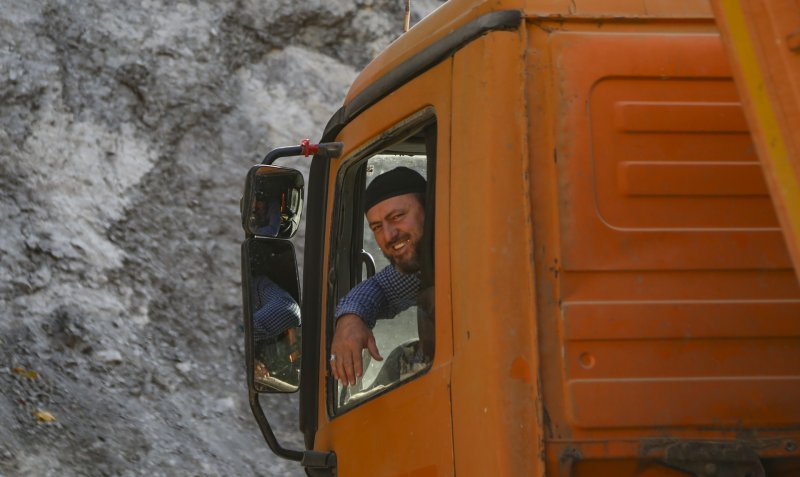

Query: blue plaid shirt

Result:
[252,276,301,341]
[335,265,420,328]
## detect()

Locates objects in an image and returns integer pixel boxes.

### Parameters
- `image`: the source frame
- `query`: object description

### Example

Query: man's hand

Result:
[330,314,383,386]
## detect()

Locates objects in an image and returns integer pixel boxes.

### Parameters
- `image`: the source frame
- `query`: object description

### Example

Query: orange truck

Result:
[239,1,800,475]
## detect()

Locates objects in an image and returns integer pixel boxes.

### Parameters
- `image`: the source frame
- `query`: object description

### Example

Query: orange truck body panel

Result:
[309,0,800,475]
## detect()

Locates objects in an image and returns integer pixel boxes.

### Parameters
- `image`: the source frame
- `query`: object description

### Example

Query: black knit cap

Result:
[364,166,426,213]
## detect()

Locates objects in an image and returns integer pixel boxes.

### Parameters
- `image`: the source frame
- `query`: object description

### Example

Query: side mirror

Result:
[242,165,304,238]
[242,238,302,393]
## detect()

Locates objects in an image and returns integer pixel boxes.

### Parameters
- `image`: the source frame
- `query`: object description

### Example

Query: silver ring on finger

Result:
[330,354,336,361]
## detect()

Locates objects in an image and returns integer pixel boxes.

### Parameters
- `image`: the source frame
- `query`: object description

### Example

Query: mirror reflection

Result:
[243,165,304,238]
[252,275,301,392]
[245,238,302,393]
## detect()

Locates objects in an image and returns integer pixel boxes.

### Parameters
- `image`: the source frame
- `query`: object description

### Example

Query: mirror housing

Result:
[239,142,339,473]
[242,165,304,238]
[242,237,302,393]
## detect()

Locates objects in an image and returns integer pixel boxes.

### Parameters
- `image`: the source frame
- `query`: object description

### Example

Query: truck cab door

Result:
[314,59,454,477]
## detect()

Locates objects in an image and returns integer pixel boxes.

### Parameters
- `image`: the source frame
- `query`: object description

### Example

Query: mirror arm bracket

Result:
[249,391,338,474]
[249,390,304,461]
[262,140,343,165]
[301,450,338,473]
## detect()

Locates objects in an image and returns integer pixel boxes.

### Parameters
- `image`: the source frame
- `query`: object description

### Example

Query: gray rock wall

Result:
[0,1,444,475]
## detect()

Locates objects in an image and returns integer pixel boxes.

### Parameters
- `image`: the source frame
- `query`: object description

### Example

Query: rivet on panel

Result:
[578,352,595,369]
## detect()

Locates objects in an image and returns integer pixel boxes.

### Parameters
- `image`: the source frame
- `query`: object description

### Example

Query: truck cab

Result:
[240,1,800,475]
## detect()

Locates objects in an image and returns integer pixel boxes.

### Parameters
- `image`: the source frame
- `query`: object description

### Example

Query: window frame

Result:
[326,108,438,417]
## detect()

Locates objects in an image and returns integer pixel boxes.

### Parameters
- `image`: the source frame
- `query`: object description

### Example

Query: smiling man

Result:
[330,167,428,386]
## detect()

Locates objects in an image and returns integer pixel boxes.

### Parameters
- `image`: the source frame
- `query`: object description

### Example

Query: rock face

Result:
[0,1,444,475]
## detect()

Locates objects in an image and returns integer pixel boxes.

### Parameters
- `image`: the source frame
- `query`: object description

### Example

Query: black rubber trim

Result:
[320,107,348,145]
[322,9,522,140]
[299,111,347,449]
[298,154,331,449]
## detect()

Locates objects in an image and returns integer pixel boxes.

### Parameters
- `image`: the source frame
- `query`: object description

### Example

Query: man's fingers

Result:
[340,350,356,386]
[331,346,358,386]
[330,343,340,381]
[330,355,340,381]
[366,334,383,361]
[335,355,346,385]
[332,350,348,385]
[353,350,363,383]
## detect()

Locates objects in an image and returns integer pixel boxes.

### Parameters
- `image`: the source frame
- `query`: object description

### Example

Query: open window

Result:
[329,110,437,413]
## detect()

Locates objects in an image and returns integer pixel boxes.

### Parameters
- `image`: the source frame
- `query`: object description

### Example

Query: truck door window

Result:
[331,119,436,412]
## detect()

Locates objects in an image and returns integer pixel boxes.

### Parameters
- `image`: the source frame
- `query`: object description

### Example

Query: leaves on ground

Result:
[12,367,39,380]
[33,409,57,423]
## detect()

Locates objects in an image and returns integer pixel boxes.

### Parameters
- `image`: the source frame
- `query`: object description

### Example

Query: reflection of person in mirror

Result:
[254,191,283,236]
[252,275,300,341]
[330,167,428,386]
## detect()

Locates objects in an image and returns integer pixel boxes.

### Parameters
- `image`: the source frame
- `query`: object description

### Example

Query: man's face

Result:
[366,193,425,274]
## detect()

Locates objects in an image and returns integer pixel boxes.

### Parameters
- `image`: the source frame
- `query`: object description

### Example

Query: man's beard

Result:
[384,235,422,274]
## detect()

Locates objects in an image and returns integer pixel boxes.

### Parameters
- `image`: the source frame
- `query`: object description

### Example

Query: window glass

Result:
[332,119,436,412]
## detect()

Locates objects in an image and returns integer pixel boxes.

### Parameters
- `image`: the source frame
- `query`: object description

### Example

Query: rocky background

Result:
[0,1,444,475]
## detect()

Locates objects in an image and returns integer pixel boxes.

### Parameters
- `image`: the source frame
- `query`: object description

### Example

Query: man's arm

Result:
[252,276,301,341]
[334,265,419,327]
[331,266,420,385]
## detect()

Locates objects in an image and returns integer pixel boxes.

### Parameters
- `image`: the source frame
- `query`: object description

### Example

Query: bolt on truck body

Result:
[239,0,800,475]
